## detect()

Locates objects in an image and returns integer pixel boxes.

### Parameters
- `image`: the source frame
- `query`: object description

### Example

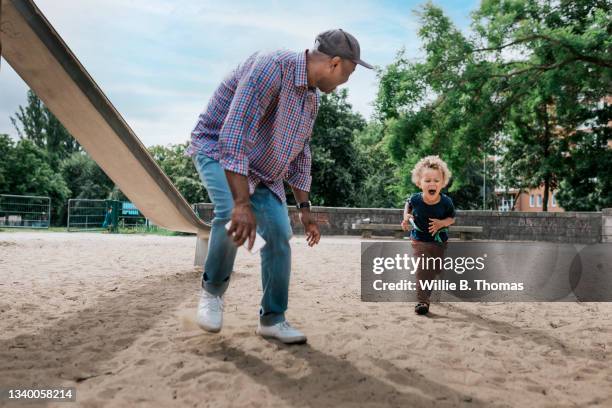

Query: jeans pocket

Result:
[194,152,210,172]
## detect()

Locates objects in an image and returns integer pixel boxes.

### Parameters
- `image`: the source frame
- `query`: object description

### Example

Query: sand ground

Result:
[0,231,611,407]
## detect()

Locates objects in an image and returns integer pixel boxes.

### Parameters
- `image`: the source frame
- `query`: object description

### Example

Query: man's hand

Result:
[428,218,446,235]
[299,211,320,247]
[290,187,319,247]
[224,171,256,249]
[227,203,257,249]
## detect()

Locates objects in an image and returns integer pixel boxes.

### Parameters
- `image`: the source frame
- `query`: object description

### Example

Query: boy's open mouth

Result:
[428,189,437,195]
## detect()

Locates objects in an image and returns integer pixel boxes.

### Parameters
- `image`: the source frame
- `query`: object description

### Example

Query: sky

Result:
[0,0,478,147]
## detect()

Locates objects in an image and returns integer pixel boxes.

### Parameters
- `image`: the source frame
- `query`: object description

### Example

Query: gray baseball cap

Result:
[314,29,373,69]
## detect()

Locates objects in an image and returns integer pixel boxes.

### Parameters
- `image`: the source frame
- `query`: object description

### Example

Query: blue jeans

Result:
[193,152,293,326]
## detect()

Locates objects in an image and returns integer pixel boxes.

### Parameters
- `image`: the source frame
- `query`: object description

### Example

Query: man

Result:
[187,29,372,344]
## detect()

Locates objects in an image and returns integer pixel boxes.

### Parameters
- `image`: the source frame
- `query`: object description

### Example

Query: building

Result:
[496,186,563,212]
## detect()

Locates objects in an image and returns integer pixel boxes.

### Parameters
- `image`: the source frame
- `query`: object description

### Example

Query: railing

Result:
[0,194,51,229]
[67,199,149,232]
[67,199,107,231]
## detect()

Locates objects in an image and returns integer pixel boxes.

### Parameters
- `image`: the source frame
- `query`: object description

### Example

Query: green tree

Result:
[499,98,565,211]
[309,89,367,206]
[148,142,208,204]
[10,91,45,147]
[375,5,495,208]
[354,123,403,208]
[375,0,611,210]
[474,0,611,210]
[11,90,80,169]
[1,138,70,224]
[60,152,115,199]
[0,134,11,192]
[555,104,612,211]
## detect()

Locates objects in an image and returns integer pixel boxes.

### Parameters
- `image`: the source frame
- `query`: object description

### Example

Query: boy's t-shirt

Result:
[407,193,456,242]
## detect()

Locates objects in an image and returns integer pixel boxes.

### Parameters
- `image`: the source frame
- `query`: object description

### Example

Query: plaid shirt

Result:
[186,50,319,203]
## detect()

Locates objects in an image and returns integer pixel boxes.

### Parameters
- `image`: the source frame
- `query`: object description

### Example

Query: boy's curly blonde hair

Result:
[411,155,452,187]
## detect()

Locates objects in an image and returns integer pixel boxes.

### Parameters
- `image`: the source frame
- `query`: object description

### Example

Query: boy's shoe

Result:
[256,321,307,344]
[415,303,429,315]
[197,290,224,332]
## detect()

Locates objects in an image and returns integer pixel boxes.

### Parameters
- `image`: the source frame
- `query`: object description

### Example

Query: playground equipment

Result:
[66,199,108,232]
[67,199,151,232]
[1,0,210,265]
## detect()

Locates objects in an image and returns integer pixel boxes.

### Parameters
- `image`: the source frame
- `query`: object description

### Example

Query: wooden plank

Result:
[1,0,209,236]
[352,223,483,233]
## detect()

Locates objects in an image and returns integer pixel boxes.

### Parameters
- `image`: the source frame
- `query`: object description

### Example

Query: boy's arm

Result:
[428,217,454,235]
[433,197,456,230]
[403,200,413,220]
[401,200,414,231]
[441,217,455,227]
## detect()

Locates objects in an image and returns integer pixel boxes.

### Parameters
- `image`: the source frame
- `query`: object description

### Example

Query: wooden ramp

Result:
[1,0,210,263]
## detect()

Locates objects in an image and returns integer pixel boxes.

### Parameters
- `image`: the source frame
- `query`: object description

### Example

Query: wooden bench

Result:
[351,222,483,240]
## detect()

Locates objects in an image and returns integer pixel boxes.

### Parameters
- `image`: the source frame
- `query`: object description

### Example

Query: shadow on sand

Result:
[205,338,494,408]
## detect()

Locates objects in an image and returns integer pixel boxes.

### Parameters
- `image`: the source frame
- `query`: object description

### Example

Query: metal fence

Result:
[67,199,108,231]
[0,194,51,228]
[67,199,148,232]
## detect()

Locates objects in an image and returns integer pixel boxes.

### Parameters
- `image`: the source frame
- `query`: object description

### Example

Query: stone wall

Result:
[454,210,602,244]
[194,203,606,244]
[602,208,612,243]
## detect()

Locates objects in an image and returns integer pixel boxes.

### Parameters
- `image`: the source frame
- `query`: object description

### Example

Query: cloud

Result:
[2,0,475,146]
[0,60,29,138]
[122,101,206,147]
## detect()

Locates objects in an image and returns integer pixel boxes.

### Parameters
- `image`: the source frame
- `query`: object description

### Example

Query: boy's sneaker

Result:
[256,321,307,344]
[197,290,224,332]
[415,302,429,315]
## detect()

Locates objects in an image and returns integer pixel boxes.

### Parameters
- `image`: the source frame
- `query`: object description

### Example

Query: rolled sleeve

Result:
[286,143,312,192]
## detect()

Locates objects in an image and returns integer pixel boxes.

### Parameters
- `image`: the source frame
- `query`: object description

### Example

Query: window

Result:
[501,198,509,211]
[500,196,515,212]
[537,194,542,207]
[529,194,535,207]
[552,194,557,207]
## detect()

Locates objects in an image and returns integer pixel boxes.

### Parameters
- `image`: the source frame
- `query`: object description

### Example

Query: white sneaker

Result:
[197,290,224,333]
[256,321,307,344]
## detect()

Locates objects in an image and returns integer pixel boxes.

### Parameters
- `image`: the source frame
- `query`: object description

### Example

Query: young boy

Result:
[401,155,455,315]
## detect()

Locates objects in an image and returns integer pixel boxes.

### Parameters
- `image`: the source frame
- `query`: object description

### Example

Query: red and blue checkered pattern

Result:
[187,50,319,203]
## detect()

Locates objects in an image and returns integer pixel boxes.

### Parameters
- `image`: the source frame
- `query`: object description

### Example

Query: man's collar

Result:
[294,50,309,88]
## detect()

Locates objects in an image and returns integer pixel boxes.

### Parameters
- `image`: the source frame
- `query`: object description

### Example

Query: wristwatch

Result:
[296,201,311,210]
